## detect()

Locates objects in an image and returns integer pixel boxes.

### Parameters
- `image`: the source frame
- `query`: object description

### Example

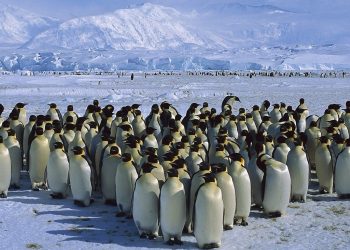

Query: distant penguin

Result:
[47,142,69,199]
[194,172,224,249]
[160,168,186,245]
[29,127,50,191]
[315,136,333,193]
[335,139,350,198]
[69,146,92,207]
[4,129,22,189]
[115,152,138,217]
[228,153,251,226]
[257,155,291,217]
[0,136,11,198]
[101,146,120,205]
[133,163,160,239]
[286,139,309,202]
[214,163,236,230]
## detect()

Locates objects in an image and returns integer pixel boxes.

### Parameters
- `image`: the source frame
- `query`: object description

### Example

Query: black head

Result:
[146,127,156,134]
[72,146,83,155]
[67,105,74,111]
[198,161,210,171]
[16,102,27,108]
[121,152,131,162]
[93,100,99,106]
[49,103,57,109]
[0,136,3,143]
[167,168,179,178]
[202,172,216,183]
[7,129,15,137]
[35,127,44,136]
[54,141,64,149]
[141,163,155,173]
[229,153,243,162]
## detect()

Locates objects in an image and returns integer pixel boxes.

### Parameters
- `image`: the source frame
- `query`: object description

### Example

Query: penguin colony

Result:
[0,97,350,249]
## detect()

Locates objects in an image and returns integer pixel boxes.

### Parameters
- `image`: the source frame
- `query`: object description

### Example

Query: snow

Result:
[0,73,350,249]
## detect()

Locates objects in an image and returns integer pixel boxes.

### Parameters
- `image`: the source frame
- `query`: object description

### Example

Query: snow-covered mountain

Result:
[26,3,211,51]
[0,4,59,45]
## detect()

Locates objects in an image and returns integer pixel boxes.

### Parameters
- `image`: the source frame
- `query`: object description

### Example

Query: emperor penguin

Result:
[142,127,159,149]
[225,115,239,139]
[213,163,236,230]
[187,162,211,233]
[9,110,24,148]
[0,120,10,140]
[101,146,120,205]
[69,146,92,207]
[115,152,138,217]
[47,103,63,123]
[124,135,143,170]
[0,104,4,126]
[4,129,22,189]
[158,135,173,160]
[0,136,11,198]
[305,121,321,169]
[228,153,251,226]
[186,144,204,177]
[194,172,224,249]
[272,136,290,164]
[85,122,99,155]
[15,102,28,125]
[145,104,162,140]
[133,163,160,239]
[131,110,146,137]
[286,139,309,202]
[47,142,69,199]
[257,154,291,217]
[29,127,50,191]
[315,136,333,193]
[335,139,350,198]
[62,105,78,124]
[251,105,262,128]
[221,95,240,112]
[260,100,271,117]
[23,115,36,161]
[160,168,186,245]
[296,98,309,118]
[270,104,282,123]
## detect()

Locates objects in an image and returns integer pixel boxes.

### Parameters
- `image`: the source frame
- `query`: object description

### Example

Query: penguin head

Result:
[141,162,155,173]
[229,153,245,166]
[173,142,185,150]
[146,127,156,135]
[327,120,339,128]
[35,127,44,136]
[175,114,182,121]
[29,115,37,122]
[16,102,27,108]
[9,110,19,120]
[66,115,74,124]
[163,151,175,162]
[67,105,74,111]
[215,143,224,152]
[143,147,157,156]
[309,121,318,128]
[346,139,350,147]
[203,102,209,108]
[319,136,329,144]
[0,136,3,143]
[252,105,260,111]
[48,103,57,109]
[332,134,344,145]
[234,96,241,103]
[263,100,270,109]
[118,124,132,132]
[193,137,202,145]
[280,102,286,108]
[147,154,159,164]
[2,120,10,128]
[167,168,179,178]
[262,116,270,122]
[151,104,159,113]
[45,123,53,131]
[54,142,64,150]
[190,144,199,152]
[299,98,305,104]
[277,136,287,144]
[255,142,265,155]
[72,146,84,155]
[107,137,116,145]
[181,136,189,144]
[107,145,118,156]
[273,103,280,109]
[171,158,186,169]
[131,103,141,110]
[88,121,97,129]
[213,163,227,173]
[198,162,210,171]
[121,152,131,162]
[201,172,216,183]
[161,102,171,110]
[7,129,16,137]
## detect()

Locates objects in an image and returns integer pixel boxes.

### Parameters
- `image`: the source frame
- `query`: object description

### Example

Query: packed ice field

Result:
[0,72,350,250]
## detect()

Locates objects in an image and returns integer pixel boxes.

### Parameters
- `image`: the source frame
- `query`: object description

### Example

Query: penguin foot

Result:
[140,233,147,239]
[39,184,48,190]
[269,212,282,218]
[0,193,7,198]
[224,225,234,230]
[240,220,248,226]
[74,200,87,207]
[203,243,220,249]
[183,227,192,234]
[116,212,126,217]
[32,187,40,191]
[105,199,117,206]
[166,239,174,245]
[126,214,133,219]
[319,189,328,194]
[252,204,263,210]
[50,193,64,199]
[148,234,157,240]
[174,238,183,245]
[339,194,350,199]
[90,198,95,204]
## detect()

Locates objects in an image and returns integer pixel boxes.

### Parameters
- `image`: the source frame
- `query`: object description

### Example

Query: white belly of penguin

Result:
[47,151,69,194]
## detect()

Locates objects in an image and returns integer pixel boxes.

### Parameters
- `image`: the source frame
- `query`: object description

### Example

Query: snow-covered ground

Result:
[0,74,350,249]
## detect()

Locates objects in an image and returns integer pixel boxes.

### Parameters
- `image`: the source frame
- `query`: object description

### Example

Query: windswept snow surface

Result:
[0,74,350,249]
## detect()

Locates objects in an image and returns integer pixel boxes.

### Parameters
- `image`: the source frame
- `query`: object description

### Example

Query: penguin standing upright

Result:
[29,127,50,191]
[101,147,120,205]
[47,142,69,199]
[160,168,186,245]
[228,153,251,225]
[63,105,78,125]
[335,139,350,198]
[194,173,224,249]
[214,163,236,230]
[305,121,321,169]
[115,152,138,217]
[47,103,62,123]
[4,129,22,189]
[0,136,11,198]
[0,104,4,126]
[15,102,28,126]
[286,139,309,202]
[69,146,92,207]
[315,136,333,193]
[257,155,291,217]
[23,115,36,162]
[133,163,160,239]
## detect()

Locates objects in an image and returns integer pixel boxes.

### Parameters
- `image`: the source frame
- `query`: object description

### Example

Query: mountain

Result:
[26,3,213,51]
[0,4,59,45]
